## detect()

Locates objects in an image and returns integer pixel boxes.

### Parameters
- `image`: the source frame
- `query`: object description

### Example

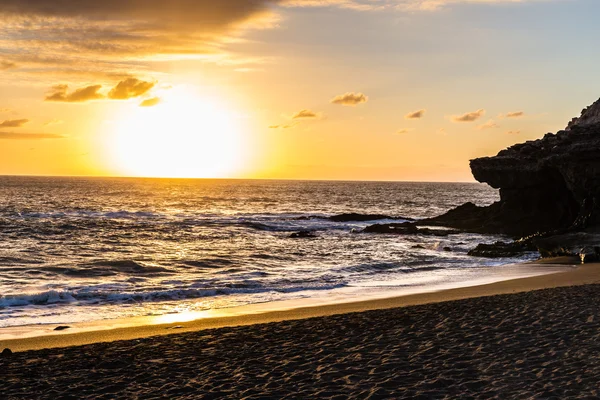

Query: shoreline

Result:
[2,256,597,352]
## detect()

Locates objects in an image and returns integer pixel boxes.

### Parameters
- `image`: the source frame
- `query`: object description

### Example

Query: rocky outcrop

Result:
[427,99,600,239]
[566,97,600,130]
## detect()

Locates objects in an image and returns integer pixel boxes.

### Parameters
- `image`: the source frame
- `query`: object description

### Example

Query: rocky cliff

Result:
[424,99,600,238]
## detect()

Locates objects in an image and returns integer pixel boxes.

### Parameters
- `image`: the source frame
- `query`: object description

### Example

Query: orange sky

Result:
[1,0,598,181]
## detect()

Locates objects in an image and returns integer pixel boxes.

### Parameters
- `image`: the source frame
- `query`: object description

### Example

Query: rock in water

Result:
[426,98,600,238]
[54,325,71,331]
[1,348,12,357]
[289,231,317,239]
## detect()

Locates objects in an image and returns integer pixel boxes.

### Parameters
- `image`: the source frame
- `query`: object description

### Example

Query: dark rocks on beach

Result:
[363,222,460,236]
[532,231,600,262]
[289,231,317,239]
[423,97,600,239]
[468,241,536,258]
[54,326,71,331]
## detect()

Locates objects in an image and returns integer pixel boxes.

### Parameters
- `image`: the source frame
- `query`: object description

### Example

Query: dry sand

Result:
[1,259,599,398]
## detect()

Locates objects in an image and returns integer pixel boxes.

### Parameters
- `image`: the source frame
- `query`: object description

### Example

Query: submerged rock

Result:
[363,222,459,236]
[289,231,317,239]
[329,213,412,222]
[425,98,600,238]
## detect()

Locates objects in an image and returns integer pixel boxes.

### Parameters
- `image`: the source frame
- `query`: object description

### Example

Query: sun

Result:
[109,87,246,178]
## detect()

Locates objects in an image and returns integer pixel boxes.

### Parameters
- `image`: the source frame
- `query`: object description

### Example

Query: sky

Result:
[1,0,599,181]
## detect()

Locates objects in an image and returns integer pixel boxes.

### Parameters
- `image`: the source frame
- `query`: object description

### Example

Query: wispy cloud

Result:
[404,109,425,120]
[477,119,498,130]
[44,119,64,126]
[292,109,319,119]
[0,132,64,140]
[507,130,521,135]
[269,123,296,129]
[109,78,155,100]
[0,118,29,128]
[139,97,161,107]
[0,60,16,70]
[397,128,413,134]
[330,92,368,106]
[451,109,485,122]
[504,111,525,118]
[45,84,104,102]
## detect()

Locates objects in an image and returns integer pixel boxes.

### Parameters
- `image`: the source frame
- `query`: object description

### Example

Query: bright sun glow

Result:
[110,87,245,178]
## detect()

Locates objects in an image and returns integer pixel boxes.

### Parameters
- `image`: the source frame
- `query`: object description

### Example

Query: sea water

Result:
[0,177,537,327]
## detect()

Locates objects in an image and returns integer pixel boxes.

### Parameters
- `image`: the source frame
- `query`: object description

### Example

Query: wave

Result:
[0,282,348,309]
[44,261,173,277]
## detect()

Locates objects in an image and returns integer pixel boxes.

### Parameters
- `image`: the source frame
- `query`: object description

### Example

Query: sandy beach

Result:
[0,259,599,398]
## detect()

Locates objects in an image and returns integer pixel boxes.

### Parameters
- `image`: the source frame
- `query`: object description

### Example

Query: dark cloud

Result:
[139,97,160,107]
[404,109,425,119]
[0,132,64,139]
[45,84,104,102]
[505,111,525,118]
[330,92,368,106]
[0,119,29,128]
[451,109,485,122]
[292,109,318,119]
[0,1,282,76]
[0,61,16,70]
[109,78,155,100]
[0,1,277,29]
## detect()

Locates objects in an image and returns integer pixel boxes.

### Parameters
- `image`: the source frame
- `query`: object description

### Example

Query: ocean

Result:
[0,177,538,328]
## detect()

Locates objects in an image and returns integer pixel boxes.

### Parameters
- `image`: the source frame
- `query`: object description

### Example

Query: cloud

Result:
[109,78,155,100]
[292,109,319,119]
[404,109,425,119]
[0,132,64,140]
[397,128,413,134]
[0,1,555,78]
[139,97,161,107]
[437,128,446,135]
[44,119,64,126]
[505,111,525,118]
[477,119,498,130]
[45,84,104,102]
[330,92,368,106]
[1,60,16,70]
[0,1,280,76]
[269,123,296,129]
[451,109,485,122]
[0,118,29,128]
[507,130,521,135]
